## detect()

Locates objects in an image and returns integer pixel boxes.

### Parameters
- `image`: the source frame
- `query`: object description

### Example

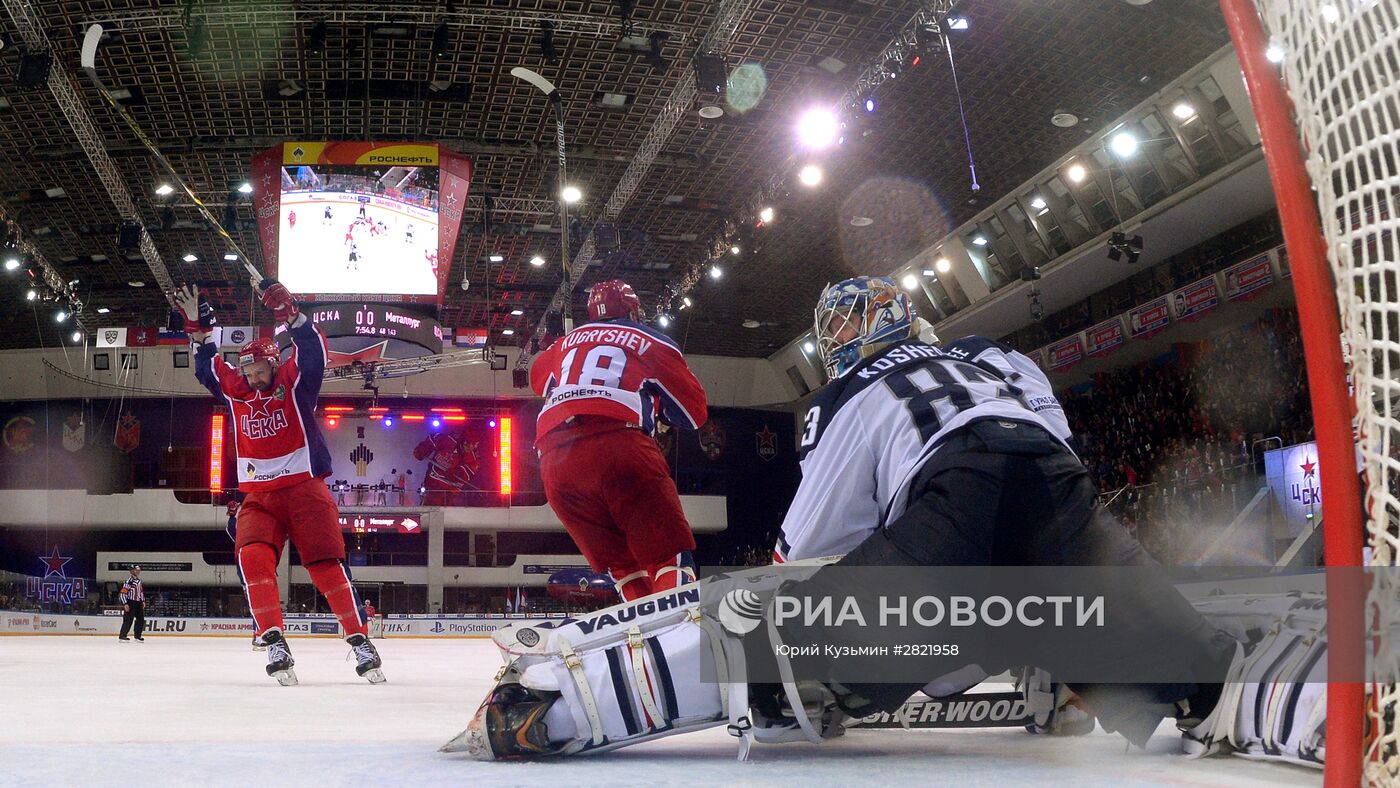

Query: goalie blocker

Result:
[442,568,1329,768]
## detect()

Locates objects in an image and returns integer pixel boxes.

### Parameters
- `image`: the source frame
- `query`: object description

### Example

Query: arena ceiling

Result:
[0,0,1231,357]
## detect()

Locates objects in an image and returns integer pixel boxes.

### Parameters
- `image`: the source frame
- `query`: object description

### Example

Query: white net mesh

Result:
[1249,0,1400,781]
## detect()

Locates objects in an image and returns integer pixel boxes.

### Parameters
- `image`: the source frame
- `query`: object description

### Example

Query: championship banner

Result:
[1171,276,1219,322]
[251,145,283,278]
[1223,252,1274,301]
[1127,296,1171,340]
[1084,317,1126,359]
[437,151,473,303]
[96,327,126,347]
[1045,334,1084,371]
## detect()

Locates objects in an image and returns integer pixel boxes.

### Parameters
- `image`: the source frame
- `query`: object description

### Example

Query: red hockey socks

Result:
[236,542,284,636]
[305,559,368,638]
[649,555,696,594]
[611,568,654,601]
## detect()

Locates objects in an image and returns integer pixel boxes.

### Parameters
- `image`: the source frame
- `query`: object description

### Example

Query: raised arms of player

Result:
[776,400,880,562]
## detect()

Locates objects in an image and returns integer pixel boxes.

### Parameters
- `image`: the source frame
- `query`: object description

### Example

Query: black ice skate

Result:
[262,628,297,686]
[346,634,386,684]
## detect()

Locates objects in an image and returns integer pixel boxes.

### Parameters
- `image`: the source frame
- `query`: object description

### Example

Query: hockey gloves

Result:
[175,284,217,334]
[257,277,300,323]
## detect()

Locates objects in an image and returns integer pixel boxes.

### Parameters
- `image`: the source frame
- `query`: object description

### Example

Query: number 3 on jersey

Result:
[557,345,628,388]
[801,406,822,448]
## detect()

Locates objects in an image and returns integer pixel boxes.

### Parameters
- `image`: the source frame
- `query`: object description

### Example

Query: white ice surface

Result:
[0,636,1323,787]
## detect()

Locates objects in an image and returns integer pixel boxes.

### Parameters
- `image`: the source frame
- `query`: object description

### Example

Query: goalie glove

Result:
[256,277,299,323]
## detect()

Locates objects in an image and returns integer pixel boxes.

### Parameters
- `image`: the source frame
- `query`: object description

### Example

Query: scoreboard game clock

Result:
[306,303,444,351]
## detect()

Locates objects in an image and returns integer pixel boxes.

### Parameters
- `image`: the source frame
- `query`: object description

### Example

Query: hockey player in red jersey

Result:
[412,426,482,505]
[529,279,708,601]
[178,280,384,686]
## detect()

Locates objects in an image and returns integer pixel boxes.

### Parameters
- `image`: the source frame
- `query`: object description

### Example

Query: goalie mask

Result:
[814,276,915,380]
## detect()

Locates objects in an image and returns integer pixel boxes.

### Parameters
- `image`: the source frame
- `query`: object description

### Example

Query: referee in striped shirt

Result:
[119,566,145,642]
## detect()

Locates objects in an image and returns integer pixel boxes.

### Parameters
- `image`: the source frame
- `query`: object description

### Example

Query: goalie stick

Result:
[79,23,263,284]
[846,691,1035,730]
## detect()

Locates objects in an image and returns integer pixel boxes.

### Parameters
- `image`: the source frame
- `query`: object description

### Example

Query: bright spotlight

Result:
[710,265,723,280]
[71,331,83,343]
[799,164,823,187]
[971,235,988,246]
[3,257,19,271]
[431,418,441,429]
[796,107,839,149]
[55,309,68,323]
[658,314,671,328]
[935,257,952,274]
[1066,163,1087,183]
[237,182,253,194]
[182,253,198,262]
[730,245,741,255]
[1029,196,1047,211]
[561,185,582,203]
[26,289,37,301]
[384,418,394,427]
[864,97,876,113]
[502,328,516,336]
[530,255,546,267]
[682,296,693,308]
[1266,44,1284,63]
[901,274,919,291]
[758,206,774,224]
[1110,131,1138,157]
[155,183,174,196]
[801,340,816,355]
[1172,102,1196,120]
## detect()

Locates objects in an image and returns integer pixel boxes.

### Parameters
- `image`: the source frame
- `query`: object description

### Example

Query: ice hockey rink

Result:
[0,636,1321,787]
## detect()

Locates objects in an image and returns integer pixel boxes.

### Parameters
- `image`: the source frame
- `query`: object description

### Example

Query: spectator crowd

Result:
[1061,308,1312,563]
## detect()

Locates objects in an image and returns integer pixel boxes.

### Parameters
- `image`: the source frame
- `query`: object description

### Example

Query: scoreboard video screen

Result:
[251,142,472,305]
[279,164,440,297]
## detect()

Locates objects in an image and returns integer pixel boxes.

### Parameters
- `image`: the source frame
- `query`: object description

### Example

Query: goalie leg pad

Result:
[1181,595,1329,768]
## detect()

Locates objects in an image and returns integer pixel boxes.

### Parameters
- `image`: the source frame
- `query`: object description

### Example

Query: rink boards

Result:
[0,611,564,638]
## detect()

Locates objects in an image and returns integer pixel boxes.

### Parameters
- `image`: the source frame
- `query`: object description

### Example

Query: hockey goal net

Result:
[1220,0,1399,784]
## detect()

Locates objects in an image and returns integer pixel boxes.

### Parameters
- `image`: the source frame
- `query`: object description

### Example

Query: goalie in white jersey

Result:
[448,277,1320,768]
[776,277,1075,562]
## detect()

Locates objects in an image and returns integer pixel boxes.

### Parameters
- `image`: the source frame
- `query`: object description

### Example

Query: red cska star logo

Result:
[1300,457,1317,478]
[39,546,72,578]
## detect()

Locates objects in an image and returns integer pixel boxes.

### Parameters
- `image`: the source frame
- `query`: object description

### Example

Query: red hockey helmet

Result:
[237,337,281,370]
[586,279,641,322]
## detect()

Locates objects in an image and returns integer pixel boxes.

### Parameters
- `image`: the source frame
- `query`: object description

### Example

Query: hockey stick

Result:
[80,23,263,284]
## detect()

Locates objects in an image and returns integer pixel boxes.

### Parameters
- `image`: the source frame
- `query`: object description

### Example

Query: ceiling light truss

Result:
[2,0,176,311]
[655,0,957,318]
[76,6,690,40]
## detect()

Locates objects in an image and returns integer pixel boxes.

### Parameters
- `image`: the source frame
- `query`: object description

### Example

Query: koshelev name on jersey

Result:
[855,343,947,380]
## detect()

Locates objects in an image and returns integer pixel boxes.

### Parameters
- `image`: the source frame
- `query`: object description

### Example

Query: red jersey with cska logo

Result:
[194,319,333,491]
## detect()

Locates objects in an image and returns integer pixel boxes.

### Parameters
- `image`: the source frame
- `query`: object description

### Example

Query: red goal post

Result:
[1219,1,1397,785]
